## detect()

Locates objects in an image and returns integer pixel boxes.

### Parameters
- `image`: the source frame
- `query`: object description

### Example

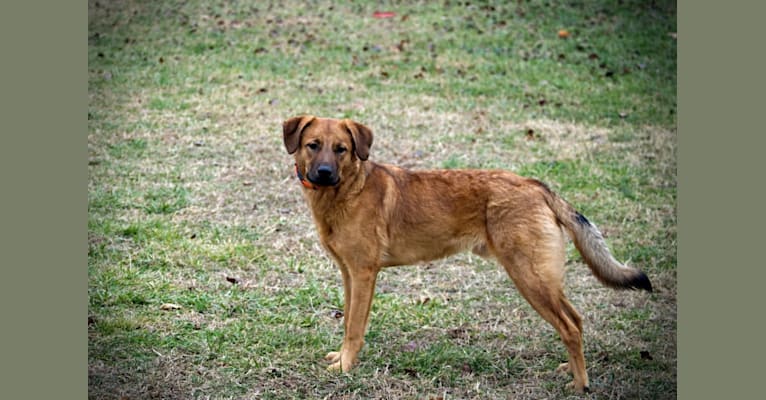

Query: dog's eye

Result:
[306,142,319,151]
[335,146,347,154]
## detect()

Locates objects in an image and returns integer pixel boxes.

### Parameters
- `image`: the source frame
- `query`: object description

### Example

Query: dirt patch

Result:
[88,352,197,400]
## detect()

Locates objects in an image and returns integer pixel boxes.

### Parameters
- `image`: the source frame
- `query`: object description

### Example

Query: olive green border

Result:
[5,0,762,398]
[679,1,765,398]
[0,1,85,398]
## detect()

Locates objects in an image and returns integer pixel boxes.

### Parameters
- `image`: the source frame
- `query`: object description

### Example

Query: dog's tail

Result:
[538,180,653,292]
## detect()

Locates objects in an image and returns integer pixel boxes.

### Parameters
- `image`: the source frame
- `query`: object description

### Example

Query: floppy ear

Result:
[283,115,316,154]
[342,119,374,161]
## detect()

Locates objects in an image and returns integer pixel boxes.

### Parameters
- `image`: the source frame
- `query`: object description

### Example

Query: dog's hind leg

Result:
[489,221,590,392]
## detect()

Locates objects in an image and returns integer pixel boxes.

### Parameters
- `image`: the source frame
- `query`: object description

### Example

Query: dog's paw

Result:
[324,351,341,363]
[565,380,590,394]
[555,362,572,375]
[326,353,358,372]
[327,361,343,372]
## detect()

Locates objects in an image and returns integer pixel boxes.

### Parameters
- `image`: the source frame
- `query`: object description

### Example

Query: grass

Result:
[89,0,676,398]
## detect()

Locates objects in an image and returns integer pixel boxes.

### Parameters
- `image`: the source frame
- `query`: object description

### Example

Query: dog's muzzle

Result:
[308,164,339,186]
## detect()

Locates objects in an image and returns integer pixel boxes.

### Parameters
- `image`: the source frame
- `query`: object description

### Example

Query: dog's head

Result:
[283,116,373,187]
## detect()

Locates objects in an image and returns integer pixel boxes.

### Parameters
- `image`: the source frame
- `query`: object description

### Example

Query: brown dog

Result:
[283,115,651,393]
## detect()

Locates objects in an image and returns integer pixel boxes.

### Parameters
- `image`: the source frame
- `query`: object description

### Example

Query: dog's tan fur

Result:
[283,116,652,393]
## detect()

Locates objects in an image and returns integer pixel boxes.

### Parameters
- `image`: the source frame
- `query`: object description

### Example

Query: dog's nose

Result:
[317,164,333,177]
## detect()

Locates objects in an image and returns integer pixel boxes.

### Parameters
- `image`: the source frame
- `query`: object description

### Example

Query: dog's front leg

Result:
[327,266,378,372]
[325,263,351,364]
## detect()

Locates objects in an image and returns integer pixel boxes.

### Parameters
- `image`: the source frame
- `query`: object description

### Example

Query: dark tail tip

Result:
[628,271,653,292]
[574,211,591,227]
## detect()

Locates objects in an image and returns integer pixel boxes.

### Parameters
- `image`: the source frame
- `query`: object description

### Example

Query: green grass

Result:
[89,0,676,398]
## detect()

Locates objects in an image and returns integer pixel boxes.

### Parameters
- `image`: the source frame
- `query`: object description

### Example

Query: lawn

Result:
[88,0,676,398]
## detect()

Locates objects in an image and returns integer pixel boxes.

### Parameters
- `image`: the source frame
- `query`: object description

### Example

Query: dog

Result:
[282,115,652,393]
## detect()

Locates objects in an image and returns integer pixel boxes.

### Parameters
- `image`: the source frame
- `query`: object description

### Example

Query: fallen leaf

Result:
[402,341,420,352]
[160,303,182,311]
[373,11,396,19]
[557,29,570,39]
